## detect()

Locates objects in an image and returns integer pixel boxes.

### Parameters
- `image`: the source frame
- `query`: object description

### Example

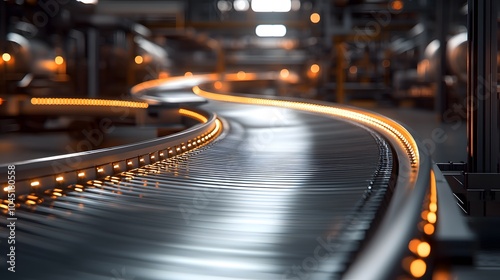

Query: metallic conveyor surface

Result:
[1,101,394,280]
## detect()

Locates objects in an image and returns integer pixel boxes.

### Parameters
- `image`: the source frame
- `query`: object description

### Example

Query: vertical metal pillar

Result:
[0,0,5,50]
[336,42,345,104]
[1,0,7,95]
[436,0,450,121]
[320,0,332,97]
[467,0,498,173]
[87,28,98,97]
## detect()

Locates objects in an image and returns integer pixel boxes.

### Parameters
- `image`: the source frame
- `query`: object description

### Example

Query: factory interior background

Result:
[0,0,499,279]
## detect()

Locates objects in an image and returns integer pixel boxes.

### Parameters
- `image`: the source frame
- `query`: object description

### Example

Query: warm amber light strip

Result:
[192,86,419,168]
[430,170,437,204]
[178,108,208,123]
[31,98,149,108]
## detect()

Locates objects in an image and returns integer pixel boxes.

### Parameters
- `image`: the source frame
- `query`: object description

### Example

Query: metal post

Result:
[1,0,6,95]
[467,0,499,173]
[87,28,99,98]
[336,42,345,103]
[436,0,450,121]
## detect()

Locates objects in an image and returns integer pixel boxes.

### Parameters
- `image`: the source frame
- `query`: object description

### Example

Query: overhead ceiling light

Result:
[291,0,301,11]
[252,0,291,12]
[217,0,232,12]
[76,0,98,4]
[234,0,250,11]
[255,25,287,37]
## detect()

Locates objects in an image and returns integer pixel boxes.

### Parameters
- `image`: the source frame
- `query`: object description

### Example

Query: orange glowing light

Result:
[2,53,11,62]
[134,55,143,64]
[433,269,452,280]
[427,212,437,224]
[417,242,431,258]
[391,0,404,11]
[310,64,320,74]
[30,98,148,108]
[429,202,437,212]
[179,108,208,123]
[349,66,358,74]
[56,176,64,182]
[280,69,290,78]
[158,71,169,79]
[423,223,435,235]
[184,71,193,77]
[430,170,437,204]
[54,56,64,65]
[410,259,426,278]
[237,71,246,80]
[408,239,420,254]
[214,81,223,90]
[31,181,40,187]
[310,13,321,24]
[421,210,429,220]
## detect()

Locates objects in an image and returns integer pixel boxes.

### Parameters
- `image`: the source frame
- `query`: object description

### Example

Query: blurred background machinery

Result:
[0,0,499,279]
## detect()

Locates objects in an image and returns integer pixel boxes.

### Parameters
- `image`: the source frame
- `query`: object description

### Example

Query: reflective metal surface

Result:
[1,102,393,279]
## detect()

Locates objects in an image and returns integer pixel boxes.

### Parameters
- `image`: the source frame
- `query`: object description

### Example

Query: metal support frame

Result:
[87,28,99,98]
[439,0,500,216]
[467,0,499,174]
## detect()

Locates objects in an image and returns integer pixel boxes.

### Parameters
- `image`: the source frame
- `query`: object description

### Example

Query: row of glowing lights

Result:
[187,66,317,86]
[218,0,300,13]
[219,0,403,13]
[403,170,438,278]
[30,98,149,108]
[253,12,320,37]
[192,86,418,166]
[211,68,316,90]
[2,53,64,65]
[3,52,146,69]
[2,118,222,207]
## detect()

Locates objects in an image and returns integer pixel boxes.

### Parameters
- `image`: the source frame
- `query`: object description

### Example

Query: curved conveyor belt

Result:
[1,100,396,279]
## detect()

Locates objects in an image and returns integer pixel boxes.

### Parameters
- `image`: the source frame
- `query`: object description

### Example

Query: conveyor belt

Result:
[1,101,394,279]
